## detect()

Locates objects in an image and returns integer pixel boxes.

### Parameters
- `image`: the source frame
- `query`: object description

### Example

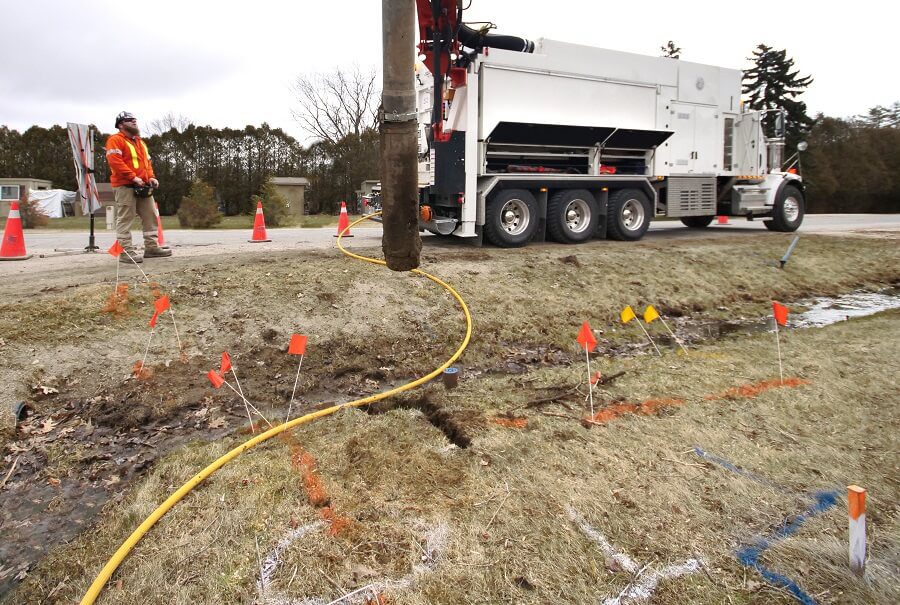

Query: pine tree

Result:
[742,44,814,147]
[660,40,681,59]
[857,101,900,128]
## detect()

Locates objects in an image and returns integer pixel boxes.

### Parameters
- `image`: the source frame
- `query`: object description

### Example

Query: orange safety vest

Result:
[105,132,156,187]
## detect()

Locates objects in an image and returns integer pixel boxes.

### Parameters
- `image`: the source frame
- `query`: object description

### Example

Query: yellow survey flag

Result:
[620,305,636,324]
[644,305,660,323]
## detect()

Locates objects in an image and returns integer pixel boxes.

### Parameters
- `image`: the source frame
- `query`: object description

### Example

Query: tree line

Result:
[1,53,897,215]
[0,122,376,216]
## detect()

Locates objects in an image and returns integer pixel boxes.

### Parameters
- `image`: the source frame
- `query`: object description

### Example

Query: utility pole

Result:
[381,0,421,271]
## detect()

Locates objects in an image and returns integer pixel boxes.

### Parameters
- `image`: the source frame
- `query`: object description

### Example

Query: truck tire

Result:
[484,189,538,247]
[764,185,804,232]
[607,188,651,241]
[547,189,599,244]
[680,215,714,228]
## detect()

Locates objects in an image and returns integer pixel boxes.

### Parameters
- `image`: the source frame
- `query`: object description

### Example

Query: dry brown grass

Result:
[3,233,899,602]
[10,300,898,604]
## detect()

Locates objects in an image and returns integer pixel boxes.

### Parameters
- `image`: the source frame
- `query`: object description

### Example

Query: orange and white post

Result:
[848,485,866,575]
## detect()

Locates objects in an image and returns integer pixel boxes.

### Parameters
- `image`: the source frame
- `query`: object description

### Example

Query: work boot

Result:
[119,251,143,264]
[144,247,173,258]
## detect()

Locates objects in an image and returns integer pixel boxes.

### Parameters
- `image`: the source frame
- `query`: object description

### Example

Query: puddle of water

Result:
[792,288,900,328]
[672,288,899,345]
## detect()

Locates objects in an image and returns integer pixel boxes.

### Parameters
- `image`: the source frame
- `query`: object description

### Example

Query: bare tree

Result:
[147,112,192,136]
[291,66,380,145]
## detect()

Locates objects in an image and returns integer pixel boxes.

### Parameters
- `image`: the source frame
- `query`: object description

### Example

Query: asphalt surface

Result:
[1,214,897,280]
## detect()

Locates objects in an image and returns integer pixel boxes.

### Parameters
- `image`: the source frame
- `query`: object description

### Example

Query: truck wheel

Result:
[547,189,599,244]
[680,215,714,228]
[484,189,538,247]
[764,185,805,232]
[607,189,651,241]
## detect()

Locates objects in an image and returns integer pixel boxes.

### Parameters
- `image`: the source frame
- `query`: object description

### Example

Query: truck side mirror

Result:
[774,113,786,137]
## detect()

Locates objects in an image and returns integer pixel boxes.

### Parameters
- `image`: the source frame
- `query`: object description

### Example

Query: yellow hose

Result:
[81,213,471,604]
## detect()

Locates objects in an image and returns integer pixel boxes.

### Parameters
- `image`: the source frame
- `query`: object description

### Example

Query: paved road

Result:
[15,213,900,252]
[1,214,897,280]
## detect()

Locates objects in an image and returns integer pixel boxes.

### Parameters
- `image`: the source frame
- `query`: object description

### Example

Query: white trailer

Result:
[415,22,805,247]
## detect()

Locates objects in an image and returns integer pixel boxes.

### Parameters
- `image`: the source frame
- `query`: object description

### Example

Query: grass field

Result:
[2,232,898,604]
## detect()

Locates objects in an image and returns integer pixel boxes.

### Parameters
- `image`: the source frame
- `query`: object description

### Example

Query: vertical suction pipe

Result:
[381,0,422,271]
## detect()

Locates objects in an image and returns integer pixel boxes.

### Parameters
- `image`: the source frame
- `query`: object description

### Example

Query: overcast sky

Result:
[1,0,896,143]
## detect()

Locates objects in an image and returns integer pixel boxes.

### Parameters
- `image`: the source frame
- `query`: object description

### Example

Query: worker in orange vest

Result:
[105,111,172,263]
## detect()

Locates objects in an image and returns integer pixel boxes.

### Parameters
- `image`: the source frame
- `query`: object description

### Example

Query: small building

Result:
[270,177,310,216]
[0,177,53,216]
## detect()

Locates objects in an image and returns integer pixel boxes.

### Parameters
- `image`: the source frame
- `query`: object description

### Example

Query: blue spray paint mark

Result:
[692,446,839,605]
[693,446,789,492]
[734,491,839,605]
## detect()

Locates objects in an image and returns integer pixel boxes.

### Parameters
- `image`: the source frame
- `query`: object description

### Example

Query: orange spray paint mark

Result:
[281,432,352,536]
[493,417,527,429]
[582,398,685,426]
[132,360,152,380]
[149,281,162,300]
[704,377,809,401]
[103,283,130,315]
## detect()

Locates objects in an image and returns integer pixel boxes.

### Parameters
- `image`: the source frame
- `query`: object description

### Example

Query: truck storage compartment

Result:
[484,122,671,176]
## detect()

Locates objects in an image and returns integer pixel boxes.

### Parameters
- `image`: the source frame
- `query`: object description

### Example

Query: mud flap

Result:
[594,189,609,239]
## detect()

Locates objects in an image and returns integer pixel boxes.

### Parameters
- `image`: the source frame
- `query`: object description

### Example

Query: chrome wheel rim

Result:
[622,198,645,231]
[500,199,530,235]
[565,199,591,233]
[783,196,800,222]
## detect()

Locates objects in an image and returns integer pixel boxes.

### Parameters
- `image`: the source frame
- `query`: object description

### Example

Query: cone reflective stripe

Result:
[249,201,271,243]
[0,202,32,261]
[848,485,866,574]
[334,201,353,238]
[154,202,166,247]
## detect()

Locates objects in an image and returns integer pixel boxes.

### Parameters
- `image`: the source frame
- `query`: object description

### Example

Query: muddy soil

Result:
[1,231,898,599]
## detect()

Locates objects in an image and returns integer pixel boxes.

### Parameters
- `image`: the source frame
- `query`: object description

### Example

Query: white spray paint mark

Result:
[567,505,703,605]
[256,519,448,605]
[566,506,639,574]
[256,522,324,600]
[601,559,701,605]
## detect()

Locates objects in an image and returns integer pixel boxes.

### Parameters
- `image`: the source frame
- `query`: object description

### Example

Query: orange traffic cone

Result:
[334,201,353,238]
[716,215,729,225]
[153,201,168,248]
[1,202,32,261]
[249,201,271,243]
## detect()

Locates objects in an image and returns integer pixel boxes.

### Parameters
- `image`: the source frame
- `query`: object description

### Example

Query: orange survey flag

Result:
[643,305,660,323]
[207,370,224,389]
[620,306,636,324]
[108,241,124,257]
[772,301,789,326]
[288,334,308,355]
[154,295,170,313]
[149,310,160,327]
[576,321,597,352]
[221,351,232,374]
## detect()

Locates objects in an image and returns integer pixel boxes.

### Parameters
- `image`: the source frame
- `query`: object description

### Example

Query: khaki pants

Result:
[114,186,159,252]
